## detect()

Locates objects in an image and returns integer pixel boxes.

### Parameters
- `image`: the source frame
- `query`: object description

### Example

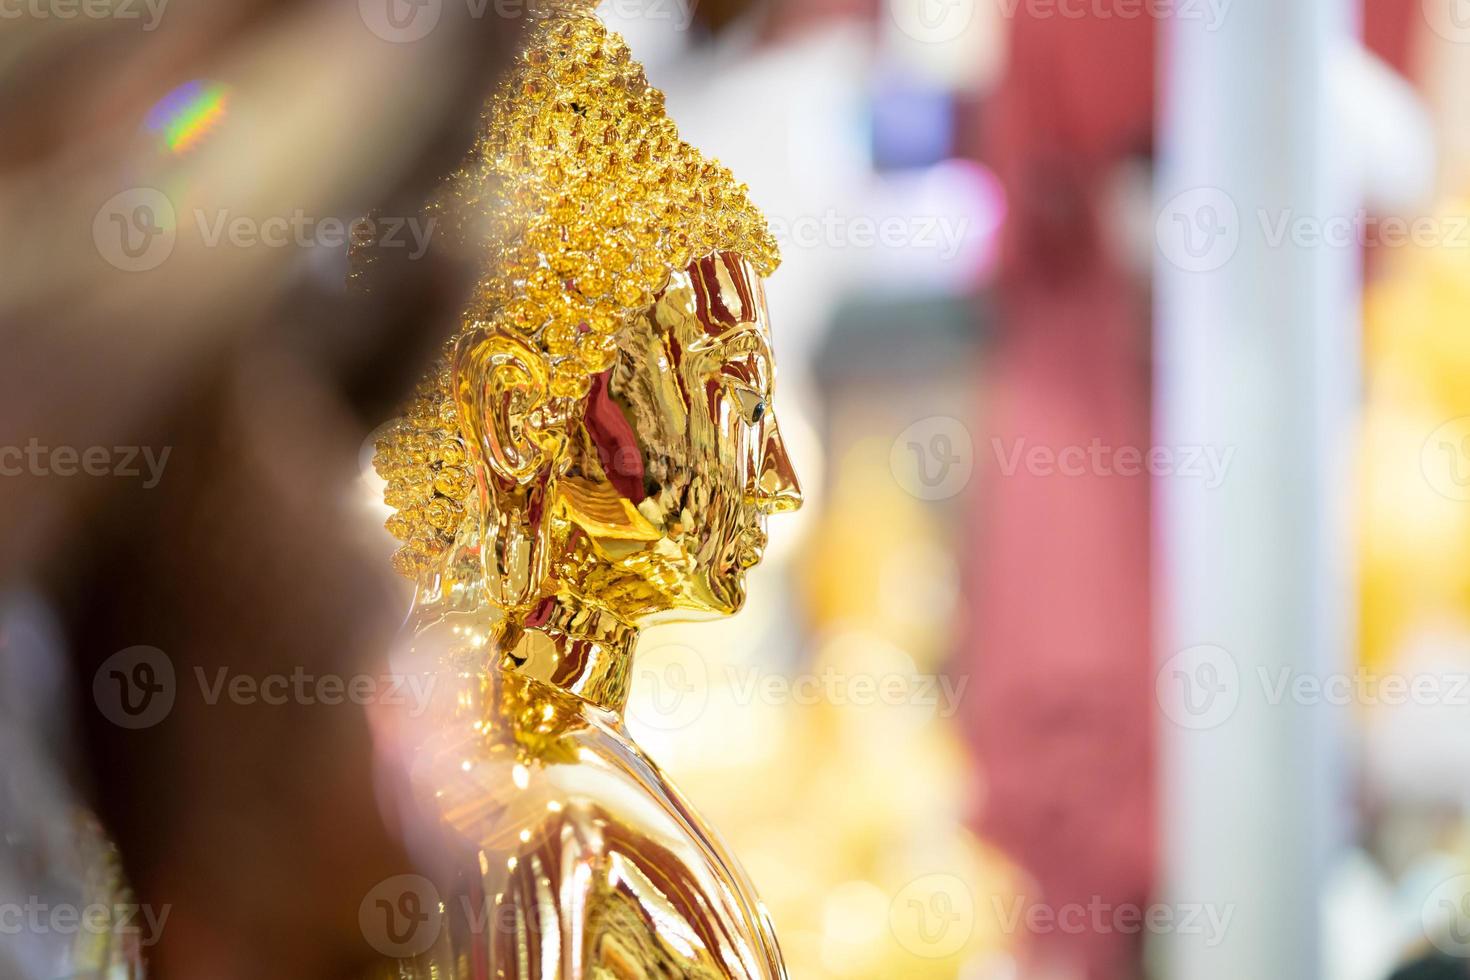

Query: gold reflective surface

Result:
[372,8,781,580]
[375,254,800,979]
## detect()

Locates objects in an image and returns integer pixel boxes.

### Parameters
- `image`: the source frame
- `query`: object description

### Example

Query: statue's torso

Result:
[381,669,786,980]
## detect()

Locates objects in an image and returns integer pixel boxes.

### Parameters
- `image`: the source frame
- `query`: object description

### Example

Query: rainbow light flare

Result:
[144,80,230,154]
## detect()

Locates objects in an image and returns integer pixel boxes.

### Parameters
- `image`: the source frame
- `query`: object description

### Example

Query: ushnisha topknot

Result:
[372,2,782,579]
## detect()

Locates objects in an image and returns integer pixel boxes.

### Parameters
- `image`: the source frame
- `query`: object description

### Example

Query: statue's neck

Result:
[502,596,639,715]
[409,588,638,716]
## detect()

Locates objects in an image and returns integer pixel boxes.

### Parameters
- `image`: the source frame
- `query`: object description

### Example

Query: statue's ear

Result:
[453,326,558,484]
[452,326,563,613]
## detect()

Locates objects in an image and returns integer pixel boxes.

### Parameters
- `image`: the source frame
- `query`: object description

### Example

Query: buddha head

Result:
[373,7,801,635]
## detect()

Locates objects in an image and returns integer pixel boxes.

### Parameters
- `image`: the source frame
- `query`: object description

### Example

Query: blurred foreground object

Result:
[0,1,528,976]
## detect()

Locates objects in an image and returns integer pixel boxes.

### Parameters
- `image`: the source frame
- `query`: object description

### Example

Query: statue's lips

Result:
[735,526,767,570]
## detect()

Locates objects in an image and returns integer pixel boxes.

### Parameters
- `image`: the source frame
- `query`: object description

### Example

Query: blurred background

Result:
[8,0,1470,978]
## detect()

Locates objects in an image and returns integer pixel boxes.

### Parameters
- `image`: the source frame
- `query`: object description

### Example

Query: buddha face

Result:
[555,252,802,621]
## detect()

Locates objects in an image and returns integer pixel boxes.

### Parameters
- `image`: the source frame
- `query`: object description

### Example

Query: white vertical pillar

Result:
[1155,0,1359,976]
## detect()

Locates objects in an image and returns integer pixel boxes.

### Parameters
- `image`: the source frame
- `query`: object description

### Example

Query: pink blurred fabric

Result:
[960,5,1420,978]
[959,10,1156,980]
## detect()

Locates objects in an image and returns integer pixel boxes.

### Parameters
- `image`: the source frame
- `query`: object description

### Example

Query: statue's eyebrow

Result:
[692,322,771,359]
[716,334,774,398]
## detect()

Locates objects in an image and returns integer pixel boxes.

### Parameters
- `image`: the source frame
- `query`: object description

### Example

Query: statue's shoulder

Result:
[480,719,786,978]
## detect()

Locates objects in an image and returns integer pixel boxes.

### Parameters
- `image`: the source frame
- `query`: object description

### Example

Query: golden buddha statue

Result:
[366,5,801,976]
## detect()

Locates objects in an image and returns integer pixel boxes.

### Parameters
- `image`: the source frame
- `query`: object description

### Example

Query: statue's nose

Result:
[753,420,803,515]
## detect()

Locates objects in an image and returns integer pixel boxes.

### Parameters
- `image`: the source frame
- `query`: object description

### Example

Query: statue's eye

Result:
[732,386,767,425]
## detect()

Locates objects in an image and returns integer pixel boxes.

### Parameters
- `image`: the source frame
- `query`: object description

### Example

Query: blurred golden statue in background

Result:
[367,4,801,976]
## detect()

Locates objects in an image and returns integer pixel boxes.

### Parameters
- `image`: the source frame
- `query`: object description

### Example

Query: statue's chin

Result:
[637,569,749,625]
[702,567,750,618]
